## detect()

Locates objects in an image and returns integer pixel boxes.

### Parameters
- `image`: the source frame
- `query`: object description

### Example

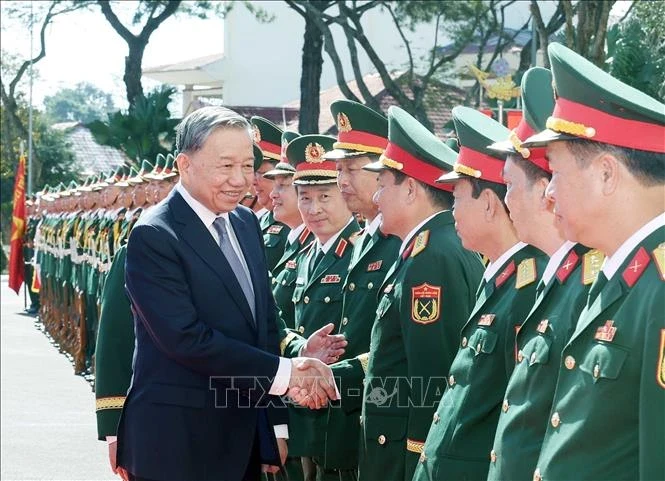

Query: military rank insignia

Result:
[622,247,650,287]
[411,230,429,257]
[267,225,284,234]
[515,258,537,289]
[556,250,579,283]
[367,260,383,272]
[594,320,617,342]
[495,261,516,288]
[652,243,665,281]
[411,283,441,324]
[582,248,604,285]
[658,329,665,389]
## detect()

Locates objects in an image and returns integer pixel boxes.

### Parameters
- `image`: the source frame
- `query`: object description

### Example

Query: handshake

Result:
[286,323,347,409]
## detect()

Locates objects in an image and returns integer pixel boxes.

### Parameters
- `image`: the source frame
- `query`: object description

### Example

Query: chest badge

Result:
[595,320,617,342]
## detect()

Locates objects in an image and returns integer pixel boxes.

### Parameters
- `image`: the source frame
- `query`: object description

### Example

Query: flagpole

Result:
[27,0,34,196]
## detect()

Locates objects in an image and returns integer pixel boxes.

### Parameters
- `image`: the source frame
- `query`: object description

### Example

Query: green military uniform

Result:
[251,117,291,273]
[481,67,602,480]
[520,43,665,481]
[413,106,548,481]
[357,106,485,481]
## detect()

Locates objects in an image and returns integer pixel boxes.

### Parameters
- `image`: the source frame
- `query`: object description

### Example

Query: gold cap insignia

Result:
[305,143,326,163]
[252,125,261,143]
[337,112,352,132]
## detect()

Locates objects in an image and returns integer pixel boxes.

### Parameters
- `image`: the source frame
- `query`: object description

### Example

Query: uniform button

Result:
[530,352,537,364]
[551,412,561,428]
[433,412,440,424]
[348,283,356,291]
[359,416,363,425]
[324,296,331,303]
[419,453,427,463]
[342,317,348,326]
[377,435,386,445]
[490,449,497,463]
[461,337,468,348]
[304,296,310,304]
[476,342,482,353]
[298,326,305,334]
[272,278,277,284]
[448,375,455,387]
[533,468,542,481]
[564,355,576,370]
[593,364,600,378]
[517,351,524,362]
[367,282,373,289]
[281,280,287,286]
[502,400,509,413]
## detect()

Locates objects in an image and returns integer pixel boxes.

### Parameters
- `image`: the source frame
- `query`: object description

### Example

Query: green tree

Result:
[606,1,665,100]
[87,86,178,164]
[43,82,115,124]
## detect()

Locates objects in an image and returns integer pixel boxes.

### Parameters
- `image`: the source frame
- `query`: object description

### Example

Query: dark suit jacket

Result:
[117,189,287,481]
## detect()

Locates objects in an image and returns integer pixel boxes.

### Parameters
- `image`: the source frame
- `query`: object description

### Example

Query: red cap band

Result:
[336,130,388,153]
[258,140,281,160]
[457,147,506,184]
[383,142,453,192]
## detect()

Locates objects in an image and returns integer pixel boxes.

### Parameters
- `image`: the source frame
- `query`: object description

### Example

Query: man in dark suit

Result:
[117,107,339,481]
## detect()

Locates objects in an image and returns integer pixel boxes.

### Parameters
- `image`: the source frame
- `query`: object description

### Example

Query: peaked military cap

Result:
[364,106,457,191]
[128,159,154,184]
[325,99,388,159]
[252,144,264,171]
[287,134,337,185]
[523,43,665,152]
[445,137,460,153]
[280,131,300,162]
[162,154,178,178]
[144,154,167,180]
[116,167,139,187]
[264,131,300,179]
[437,106,512,185]
[488,67,554,173]
[251,116,283,162]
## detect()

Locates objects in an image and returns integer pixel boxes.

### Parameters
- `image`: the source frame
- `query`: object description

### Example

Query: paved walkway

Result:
[1,276,115,480]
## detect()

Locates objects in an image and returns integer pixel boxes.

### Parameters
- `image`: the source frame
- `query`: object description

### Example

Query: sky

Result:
[1,1,633,113]
[1,1,225,110]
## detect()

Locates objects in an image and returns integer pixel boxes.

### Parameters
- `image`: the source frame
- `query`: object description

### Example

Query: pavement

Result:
[1,275,115,481]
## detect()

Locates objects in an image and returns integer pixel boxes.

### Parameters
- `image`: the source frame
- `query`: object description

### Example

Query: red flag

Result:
[8,154,26,294]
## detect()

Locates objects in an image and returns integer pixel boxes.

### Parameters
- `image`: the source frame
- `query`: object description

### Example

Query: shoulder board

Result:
[402,239,416,260]
[582,248,605,285]
[298,227,311,245]
[515,258,538,289]
[652,242,665,281]
[335,238,348,258]
[267,224,284,235]
[495,260,516,288]
[556,250,579,284]
[622,246,651,287]
[411,230,430,258]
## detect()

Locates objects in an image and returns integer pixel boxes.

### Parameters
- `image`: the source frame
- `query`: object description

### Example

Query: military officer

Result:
[251,116,291,273]
[358,106,484,481]
[295,99,401,480]
[485,67,603,480]
[24,196,41,314]
[412,106,548,481]
[520,43,665,481]
[281,133,361,481]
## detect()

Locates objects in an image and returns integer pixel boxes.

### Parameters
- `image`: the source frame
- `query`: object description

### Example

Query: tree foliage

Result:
[43,82,115,124]
[87,86,178,164]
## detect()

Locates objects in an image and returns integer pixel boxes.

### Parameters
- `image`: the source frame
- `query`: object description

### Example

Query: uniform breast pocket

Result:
[578,342,629,383]
[467,328,498,357]
[522,334,552,366]
[376,294,395,319]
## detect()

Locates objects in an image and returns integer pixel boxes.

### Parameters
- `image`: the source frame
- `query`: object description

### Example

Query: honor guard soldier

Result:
[412,106,548,481]
[520,43,665,481]
[302,99,401,480]
[251,116,291,273]
[359,106,484,481]
[485,67,603,481]
[282,134,361,481]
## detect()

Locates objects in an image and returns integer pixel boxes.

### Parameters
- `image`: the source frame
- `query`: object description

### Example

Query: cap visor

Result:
[522,129,578,148]
[362,159,387,172]
[487,139,515,155]
[293,177,338,185]
[323,148,371,160]
[435,171,464,184]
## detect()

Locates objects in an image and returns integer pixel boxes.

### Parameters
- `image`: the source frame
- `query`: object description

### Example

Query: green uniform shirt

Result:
[321,223,401,470]
[413,243,547,481]
[288,219,361,458]
[260,210,290,275]
[487,243,601,481]
[360,211,484,481]
[533,225,665,481]
[94,245,134,440]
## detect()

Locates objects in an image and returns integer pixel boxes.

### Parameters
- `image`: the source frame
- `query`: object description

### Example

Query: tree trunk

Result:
[298,12,325,134]
[125,39,147,107]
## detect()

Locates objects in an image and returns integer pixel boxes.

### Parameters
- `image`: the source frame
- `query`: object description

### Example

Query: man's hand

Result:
[262,438,288,474]
[287,357,339,409]
[300,323,347,364]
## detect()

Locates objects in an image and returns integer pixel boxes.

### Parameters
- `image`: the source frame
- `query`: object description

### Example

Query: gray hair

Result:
[175,106,251,154]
